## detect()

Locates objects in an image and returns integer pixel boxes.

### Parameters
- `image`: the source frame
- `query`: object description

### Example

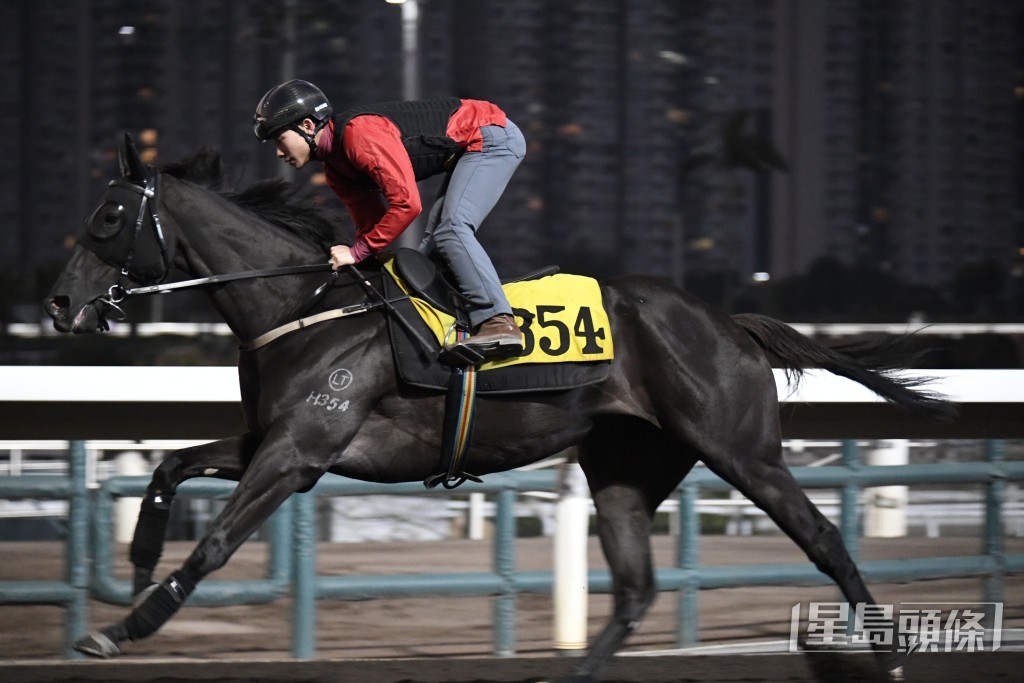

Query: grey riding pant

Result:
[420,119,526,328]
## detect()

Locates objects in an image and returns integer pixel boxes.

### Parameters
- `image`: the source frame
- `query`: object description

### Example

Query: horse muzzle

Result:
[44,245,127,334]
[45,296,111,334]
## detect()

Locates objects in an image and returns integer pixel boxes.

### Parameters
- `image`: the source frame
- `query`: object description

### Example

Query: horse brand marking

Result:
[328,368,353,391]
[306,392,350,412]
[304,368,354,412]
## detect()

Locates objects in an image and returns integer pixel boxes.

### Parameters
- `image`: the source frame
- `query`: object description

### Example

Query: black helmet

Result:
[253,79,333,146]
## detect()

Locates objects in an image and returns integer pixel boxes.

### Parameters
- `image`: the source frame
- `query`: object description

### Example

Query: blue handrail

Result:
[0,441,89,658]
[2,440,1022,658]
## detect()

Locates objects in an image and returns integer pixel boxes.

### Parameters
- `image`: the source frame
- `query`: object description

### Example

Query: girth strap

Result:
[424,330,483,489]
[239,299,401,351]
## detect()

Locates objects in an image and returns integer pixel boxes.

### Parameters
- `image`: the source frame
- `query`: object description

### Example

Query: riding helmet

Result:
[252,79,333,144]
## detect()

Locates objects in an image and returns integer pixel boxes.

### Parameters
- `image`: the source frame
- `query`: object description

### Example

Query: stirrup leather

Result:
[424,329,483,489]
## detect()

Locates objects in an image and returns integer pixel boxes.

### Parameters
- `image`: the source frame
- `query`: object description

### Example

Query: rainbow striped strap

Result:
[425,329,483,490]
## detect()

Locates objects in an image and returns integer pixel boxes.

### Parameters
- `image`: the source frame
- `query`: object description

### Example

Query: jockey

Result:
[253,79,525,361]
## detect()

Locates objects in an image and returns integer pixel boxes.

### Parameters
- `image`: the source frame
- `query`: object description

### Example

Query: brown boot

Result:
[458,313,524,360]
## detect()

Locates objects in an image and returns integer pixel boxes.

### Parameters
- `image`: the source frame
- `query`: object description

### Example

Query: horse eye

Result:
[87,201,126,241]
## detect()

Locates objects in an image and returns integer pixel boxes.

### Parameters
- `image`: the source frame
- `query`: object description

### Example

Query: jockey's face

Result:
[274,118,318,169]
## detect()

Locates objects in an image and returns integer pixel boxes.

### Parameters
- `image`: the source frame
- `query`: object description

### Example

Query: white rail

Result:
[2,367,1023,403]
[9,321,1024,338]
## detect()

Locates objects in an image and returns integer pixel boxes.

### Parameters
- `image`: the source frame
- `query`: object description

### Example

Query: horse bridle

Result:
[96,175,172,320]
[87,170,423,350]
[93,172,336,323]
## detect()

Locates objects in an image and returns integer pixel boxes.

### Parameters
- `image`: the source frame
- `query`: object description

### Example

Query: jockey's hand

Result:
[329,244,355,270]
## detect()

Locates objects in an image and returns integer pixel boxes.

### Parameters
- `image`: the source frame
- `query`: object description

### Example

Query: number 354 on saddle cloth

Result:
[382,259,615,393]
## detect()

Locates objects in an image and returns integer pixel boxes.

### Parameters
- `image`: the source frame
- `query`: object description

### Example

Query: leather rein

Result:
[105,262,409,352]
[90,172,419,352]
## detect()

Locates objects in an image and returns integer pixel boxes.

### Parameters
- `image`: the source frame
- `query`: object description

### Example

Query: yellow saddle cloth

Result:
[384,260,614,371]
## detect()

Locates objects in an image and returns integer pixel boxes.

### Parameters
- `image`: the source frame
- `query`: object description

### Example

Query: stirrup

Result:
[437,343,486,367]
[424,470,484,490]
[437,322,485,367]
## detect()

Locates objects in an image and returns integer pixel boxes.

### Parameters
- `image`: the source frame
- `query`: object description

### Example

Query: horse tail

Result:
[731,313,957,421]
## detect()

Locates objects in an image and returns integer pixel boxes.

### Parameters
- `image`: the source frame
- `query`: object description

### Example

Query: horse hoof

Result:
[74,631,121,658]
[133,582,159,608]
[874,641,911,675]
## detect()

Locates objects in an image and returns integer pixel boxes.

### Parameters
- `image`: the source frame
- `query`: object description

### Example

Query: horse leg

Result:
[565,417,696,683]
[75,429,322,658]
[129,434,260,598]
[700,422,906,674]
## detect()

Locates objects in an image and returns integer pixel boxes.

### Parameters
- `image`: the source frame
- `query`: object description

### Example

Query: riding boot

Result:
[454,313,524,361]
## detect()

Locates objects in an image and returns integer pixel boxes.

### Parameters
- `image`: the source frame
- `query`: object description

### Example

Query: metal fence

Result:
[2,439,1022,658]
[0,441,89,657]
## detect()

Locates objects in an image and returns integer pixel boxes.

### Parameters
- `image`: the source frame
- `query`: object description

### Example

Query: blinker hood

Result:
[76,134,174,285]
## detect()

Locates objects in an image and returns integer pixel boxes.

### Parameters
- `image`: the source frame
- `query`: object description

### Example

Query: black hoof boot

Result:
[132,582,159,608]
[73,631,121,658]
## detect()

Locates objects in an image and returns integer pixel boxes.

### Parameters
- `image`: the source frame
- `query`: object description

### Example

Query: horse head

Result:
[45,134,174,333]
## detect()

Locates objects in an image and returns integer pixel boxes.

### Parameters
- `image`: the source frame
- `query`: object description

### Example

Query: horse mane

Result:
[159,149,351,250]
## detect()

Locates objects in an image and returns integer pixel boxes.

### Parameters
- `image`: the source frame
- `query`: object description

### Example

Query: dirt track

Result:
[0,535,1021,681]
[3,651,1024,683]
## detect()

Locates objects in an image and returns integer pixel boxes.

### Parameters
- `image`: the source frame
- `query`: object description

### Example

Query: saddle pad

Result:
[382,264,613,394]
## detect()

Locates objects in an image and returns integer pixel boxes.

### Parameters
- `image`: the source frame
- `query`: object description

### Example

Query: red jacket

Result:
[315,99,506,261]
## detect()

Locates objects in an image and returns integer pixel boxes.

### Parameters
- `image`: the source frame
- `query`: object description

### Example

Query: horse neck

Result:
[158,175,345,341]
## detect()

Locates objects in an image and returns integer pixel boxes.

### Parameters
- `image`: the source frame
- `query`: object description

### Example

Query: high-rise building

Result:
[0,0,271,272]
[886,0,1017,288]
[446,0,546,276]
[772,0,1019,289]
[2,0,1021,322]
[539,2,663,278]
[0,1,87,268]
[674,0,778,286]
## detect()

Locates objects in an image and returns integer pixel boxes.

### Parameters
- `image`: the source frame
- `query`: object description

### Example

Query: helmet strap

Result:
[292,119,330,155]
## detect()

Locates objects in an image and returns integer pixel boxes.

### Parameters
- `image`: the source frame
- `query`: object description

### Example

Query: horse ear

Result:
[119,133,148,182]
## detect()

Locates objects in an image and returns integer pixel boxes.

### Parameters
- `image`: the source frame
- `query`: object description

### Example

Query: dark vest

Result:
[332,98,463,182]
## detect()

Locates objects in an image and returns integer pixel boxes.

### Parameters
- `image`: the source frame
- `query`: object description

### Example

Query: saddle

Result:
[381,248,614,488]
[391,247,557,365]
[391,247,484,319]
[382,249,613,386]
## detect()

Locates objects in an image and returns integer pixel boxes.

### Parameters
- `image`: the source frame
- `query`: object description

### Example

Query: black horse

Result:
[45,140,952,681]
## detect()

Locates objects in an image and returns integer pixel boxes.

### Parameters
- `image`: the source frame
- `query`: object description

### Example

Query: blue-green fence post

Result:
[65,440,89,658]
[292,491,316,659]
[984,439,1006,631]
[493,488,517,656]
[840,440,862,636]
[840,440,860,560]
[676,479,700,647]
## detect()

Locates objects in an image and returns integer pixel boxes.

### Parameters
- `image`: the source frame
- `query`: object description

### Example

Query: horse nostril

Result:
[46,296,69,318]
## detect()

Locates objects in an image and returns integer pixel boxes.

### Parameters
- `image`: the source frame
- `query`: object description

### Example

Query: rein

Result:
[104,259,419,353]
[119,263,333,297]
[89,154,436,354]
[98,261,338,331]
